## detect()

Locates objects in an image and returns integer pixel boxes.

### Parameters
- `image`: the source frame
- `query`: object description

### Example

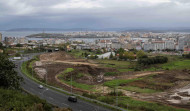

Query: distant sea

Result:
[0,31,114,43]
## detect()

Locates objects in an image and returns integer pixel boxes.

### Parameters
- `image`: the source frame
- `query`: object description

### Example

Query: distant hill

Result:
[6,28,95,32]
[121,27,190,33]
[6,27,190,32]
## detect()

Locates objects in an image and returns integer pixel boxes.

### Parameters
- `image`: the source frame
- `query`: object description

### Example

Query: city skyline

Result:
[0,0,190,30]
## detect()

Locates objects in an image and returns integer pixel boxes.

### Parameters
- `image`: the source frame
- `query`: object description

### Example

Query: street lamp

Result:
[70,73,72,94]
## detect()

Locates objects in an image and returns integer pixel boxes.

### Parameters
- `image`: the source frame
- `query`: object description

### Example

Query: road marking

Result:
[62,103,69,107]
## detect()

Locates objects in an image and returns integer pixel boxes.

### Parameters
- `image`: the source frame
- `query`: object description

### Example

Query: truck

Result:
[13,57,21,60]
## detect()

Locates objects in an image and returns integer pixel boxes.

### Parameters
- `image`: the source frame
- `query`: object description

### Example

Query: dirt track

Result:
[41,60,98,67]
[116,71,164,80]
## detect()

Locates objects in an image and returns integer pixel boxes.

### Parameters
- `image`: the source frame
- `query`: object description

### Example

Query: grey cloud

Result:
[0,0,190,29]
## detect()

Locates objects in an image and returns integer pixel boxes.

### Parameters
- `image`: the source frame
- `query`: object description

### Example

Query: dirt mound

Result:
[40,52,75,61]
[60,64,116,84]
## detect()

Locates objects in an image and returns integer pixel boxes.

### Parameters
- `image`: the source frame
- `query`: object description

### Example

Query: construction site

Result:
[32,51,190,110]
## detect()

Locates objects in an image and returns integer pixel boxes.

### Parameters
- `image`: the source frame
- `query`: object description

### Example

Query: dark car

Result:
[68,96,77,102]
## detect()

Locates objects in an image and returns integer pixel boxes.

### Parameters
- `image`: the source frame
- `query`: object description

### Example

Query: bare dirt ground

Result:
[33,52,190,109]
[34,52,116,93]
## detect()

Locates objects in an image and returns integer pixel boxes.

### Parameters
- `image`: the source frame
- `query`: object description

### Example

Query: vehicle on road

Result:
[13,57,21,60]
[38,85,43,89]
[68,96,77,102]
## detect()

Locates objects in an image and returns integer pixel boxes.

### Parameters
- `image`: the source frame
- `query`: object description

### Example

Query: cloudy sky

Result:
[0,0,190,30]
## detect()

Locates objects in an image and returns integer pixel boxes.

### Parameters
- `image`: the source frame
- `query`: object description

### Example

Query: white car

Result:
[38,85,43,89]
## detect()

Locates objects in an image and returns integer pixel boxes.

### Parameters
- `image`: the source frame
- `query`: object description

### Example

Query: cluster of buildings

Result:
[1,31,190,54]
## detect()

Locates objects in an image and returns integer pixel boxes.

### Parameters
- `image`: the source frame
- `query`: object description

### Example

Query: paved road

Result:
[14,54,111,111]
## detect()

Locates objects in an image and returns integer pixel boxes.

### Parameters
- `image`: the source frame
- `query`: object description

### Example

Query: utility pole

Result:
[71,73,72,94]
[46,64,47,85]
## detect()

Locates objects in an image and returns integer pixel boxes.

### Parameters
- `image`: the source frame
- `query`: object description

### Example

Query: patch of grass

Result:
[21,61,31,77]
[96,59,130,68]
[118,96,188,111]
[161,60,190,70]
[104,78,143,88]
[144,58,190,71]
[104,72,117,76]
[58,74,94,91]
[76,73,84,78]
[63,68,74,74]
[118,68,134,72]
[95,59,133,73]
[68,49,95,58]
[123,86,160,93]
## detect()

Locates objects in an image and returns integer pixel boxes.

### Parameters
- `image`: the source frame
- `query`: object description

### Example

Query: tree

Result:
[16,43,23,47]
[0,42,4,49]
[109,52,113,59]
[117,48,125,54]
[136,50,147,59]
[0,54,23,89]
[15,53,21,57]
[127,52,135,60]
[96,49,102,54]
[123,51,135,60]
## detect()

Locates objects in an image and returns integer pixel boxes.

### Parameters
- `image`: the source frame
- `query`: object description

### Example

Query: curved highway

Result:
[14,54,112,111]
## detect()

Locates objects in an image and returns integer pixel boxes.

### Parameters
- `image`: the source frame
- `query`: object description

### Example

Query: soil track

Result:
[117,71,164,80]
[41,60,98,67]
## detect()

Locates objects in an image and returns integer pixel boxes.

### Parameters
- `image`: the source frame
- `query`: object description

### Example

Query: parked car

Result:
[68,96,77,102]
[38,85,43,89]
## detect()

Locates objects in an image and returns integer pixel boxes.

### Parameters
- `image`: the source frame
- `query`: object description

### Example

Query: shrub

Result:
[183,53,190,59]
[108,91,123,96]
[104,72,117,76]
[98,96,114,104]
[138,56,168,66]
[82,93,97,99]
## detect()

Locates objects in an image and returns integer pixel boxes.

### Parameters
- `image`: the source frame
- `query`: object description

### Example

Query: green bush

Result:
[104,72,117,76]
[138,56,168,65]
[0,88,52,111]
[183,53,190,59]
[82,93,98,99]
[108,91,123,96]
[97,96,115,104]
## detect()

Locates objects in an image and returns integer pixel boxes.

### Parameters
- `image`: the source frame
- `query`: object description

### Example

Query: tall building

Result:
[0,33,2,42]
[178,36,190,50]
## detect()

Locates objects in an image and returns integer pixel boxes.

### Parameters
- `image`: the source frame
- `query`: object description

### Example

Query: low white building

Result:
[98,52,115,59]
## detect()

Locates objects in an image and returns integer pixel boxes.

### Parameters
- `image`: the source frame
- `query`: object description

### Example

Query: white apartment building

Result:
[144,41,165,51]
[165,41,175,49]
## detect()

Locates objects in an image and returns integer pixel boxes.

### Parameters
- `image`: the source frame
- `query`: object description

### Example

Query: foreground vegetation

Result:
[0,88,52,111]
